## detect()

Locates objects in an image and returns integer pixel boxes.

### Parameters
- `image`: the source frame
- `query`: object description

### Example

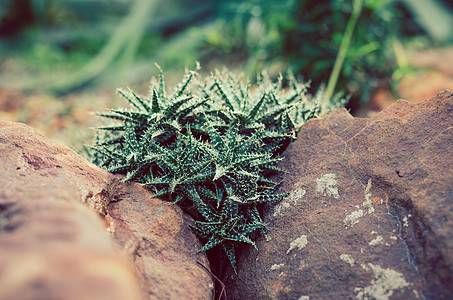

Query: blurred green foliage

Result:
[201,0,452,104]
[0,0,452,104]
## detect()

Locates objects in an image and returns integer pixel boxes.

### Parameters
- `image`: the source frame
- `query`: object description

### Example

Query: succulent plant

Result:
[90,65,345,271]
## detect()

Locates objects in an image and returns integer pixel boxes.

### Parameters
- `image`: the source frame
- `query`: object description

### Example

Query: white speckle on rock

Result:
[272,206,281,217]
[273,188,306,217]
[390,236,397,241]
[290,188,306,204]
[270,263,284,271]
[298,296,309,300]
[344,209,364,227]
[287,235,308,254]
[340,254,355,266]
[371,230,378,235]
[344,179,376,228]
[403,216,410,227]
[316,173,339,199]
[363,179,375,214]
[355,263,411,300]
[369,235,384,246]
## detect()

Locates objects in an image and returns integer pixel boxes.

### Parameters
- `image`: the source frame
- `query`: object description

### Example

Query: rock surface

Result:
[0,120,212,300]
[224,90,453,299]
[105,180,213,300]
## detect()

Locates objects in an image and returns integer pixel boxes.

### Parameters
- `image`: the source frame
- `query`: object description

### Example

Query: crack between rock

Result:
[386,205,426,299]
[305,226,328,255]
[324,126,357,180]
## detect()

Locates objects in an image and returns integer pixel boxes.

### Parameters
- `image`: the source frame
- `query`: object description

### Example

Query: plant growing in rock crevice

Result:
[90,65,345,271]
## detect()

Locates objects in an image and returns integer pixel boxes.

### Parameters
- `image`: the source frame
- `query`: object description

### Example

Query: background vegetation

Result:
[0,0,452,150]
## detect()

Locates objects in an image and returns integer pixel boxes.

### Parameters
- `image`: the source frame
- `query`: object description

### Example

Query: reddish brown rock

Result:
[0,121,143,300]
[224,90,453,299]
[105,180,213,300]
[0,120,212,300]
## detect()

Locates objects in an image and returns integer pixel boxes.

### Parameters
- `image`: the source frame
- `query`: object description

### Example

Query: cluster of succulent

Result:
[91,65,345,271]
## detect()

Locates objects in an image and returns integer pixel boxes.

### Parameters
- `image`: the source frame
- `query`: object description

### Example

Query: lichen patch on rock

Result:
[369,235,385,247]
[344,179,376,228]
[287,235,308,254]
[363,179,375,214]
[273,188,306,217]
[402,214,411,227]
[340,254,355,266]
[316,173,339,199]
[270,263,285,271]
[344,209,365,228]
[355,263,411,300]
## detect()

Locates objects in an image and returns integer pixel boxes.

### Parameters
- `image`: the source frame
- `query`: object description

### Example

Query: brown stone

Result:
[0,121,143,300]
[105,180,213,300]
[223,90,453,299]
[0,120,212,300]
